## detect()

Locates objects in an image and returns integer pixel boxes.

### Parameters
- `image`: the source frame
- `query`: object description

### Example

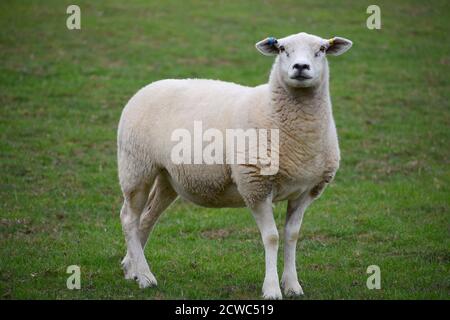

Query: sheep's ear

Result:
[326,37,353,56]
[255,37,280,56]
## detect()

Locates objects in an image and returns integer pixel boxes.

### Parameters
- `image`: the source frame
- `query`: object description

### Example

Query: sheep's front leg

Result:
[250,198,282,300]
[281,194,312,297]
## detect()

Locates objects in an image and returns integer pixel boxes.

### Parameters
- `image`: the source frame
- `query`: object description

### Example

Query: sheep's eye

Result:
[315,46,326,57]
[278,45,289,57]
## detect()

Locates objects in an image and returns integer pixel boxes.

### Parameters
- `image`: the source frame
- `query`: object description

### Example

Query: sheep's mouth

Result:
[291,74,313,81]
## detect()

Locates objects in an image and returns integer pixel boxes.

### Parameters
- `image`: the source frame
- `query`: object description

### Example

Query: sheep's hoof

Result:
[283,283,304,297]
[262,281,282,300]
[262,290,283,300]
[136,271,158,289]
[281,278,304,297]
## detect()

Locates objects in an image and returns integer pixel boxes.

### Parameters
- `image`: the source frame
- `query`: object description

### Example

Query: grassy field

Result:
[0,0,449,299]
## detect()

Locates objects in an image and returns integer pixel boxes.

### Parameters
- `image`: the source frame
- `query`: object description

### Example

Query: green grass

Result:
[1,0,449,299]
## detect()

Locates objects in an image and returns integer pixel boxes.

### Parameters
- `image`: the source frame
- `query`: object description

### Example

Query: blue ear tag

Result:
[267,37,277,46]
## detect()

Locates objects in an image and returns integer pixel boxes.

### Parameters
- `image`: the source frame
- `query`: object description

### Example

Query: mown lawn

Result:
[0,0,449,299]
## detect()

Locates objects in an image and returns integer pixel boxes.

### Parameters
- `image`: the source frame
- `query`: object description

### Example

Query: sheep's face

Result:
[256,32,352,89]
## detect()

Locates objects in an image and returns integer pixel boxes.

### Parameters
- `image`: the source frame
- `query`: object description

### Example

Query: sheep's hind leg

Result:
[138,174,178,248]
[121,174,177,284]
[120,183,157,288]
[249,197,282,300]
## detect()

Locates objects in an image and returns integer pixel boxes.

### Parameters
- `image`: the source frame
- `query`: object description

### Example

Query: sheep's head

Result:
[256,32,352,88]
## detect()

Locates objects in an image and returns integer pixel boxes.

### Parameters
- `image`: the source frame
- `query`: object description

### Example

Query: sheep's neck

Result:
[268,61,331,120]
[267,63,336,179]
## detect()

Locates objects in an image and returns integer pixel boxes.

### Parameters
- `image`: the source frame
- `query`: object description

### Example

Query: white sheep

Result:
[117,32,352,299]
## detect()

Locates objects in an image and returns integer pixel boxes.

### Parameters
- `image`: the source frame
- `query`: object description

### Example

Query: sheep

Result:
[117,32,352,299]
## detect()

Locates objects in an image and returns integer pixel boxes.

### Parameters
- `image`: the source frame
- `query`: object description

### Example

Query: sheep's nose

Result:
[293,63,310,71]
